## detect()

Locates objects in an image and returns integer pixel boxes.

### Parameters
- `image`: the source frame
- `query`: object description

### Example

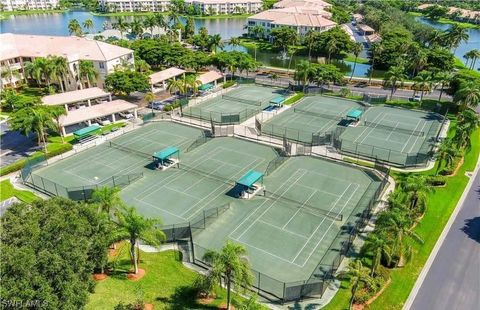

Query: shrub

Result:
[427,175,447,186]
[354,288,372,304]
[192,275,215,298]
[223,81,236,89]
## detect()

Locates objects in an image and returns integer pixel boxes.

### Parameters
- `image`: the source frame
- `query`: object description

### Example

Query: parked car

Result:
[97,118,111,126]
[119,111,134,119]
[410,95,421,102]
[148,101,164,110]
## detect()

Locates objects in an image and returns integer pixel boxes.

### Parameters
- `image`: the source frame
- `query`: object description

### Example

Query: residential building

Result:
[0,0,59,11]
[273,0,331,10]
[0,33,134,90]
[98,0,263,14]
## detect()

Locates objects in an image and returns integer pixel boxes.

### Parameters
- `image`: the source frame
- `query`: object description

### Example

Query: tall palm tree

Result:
[153,12,167,32]
[468,49,480,69]
[143,14,157,37]
[135,59,151,74]
[409,49,428,77]
[203,241,253,310]
[50,56,69,92]
[49,105,67,143]
[209,34,224,53]
[401,175,432,213]
[113,16,129,39]
[338,260,374,310]
[130,17,144,38]
[116,206,166,274]
[144,92,155,113]
[1,66,21,88]
[384,64,407,99]
[454,81,480,110]
[228,37,241,49]
[166,78,185,97]
[92,186,124,215]
[82,18,94,33]
[368,44,384,85]
[24,60,43,86]
[349,42,363,81]
[326,38,339,63]
[445,24,469,52]
[362,232,392,275]
[78,60,99,89]
[413,71,432,101]
[68,19,83,36]
[185,74,202,97]
[453,109,480,149]
[435,139,459,175]
[294,60,312,92]
[433,71,452,102]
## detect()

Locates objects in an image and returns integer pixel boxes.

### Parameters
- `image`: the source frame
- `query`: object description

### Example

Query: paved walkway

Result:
[405,160,480,310]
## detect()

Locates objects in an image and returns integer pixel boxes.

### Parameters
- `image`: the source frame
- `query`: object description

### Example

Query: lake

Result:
[0,10,247,39]
[416,17,480,71]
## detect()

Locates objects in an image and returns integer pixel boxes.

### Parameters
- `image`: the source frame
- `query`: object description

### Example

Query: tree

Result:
[401,175,432,214]
[339,260,374,309]
[249,25,265,39]
[143,14,157,37]
[433,71,452,102]
[116,206,166,274]
[1,198,112,309]
[435,139,459,175]
[184,74,202,97]
[113,16,129,39]
[49,105,67,142]
[68,19,83,36]
[413,71,433,101]
[203,241,253,310]
[50,56,69,92]
[444,24,469,52]
[92,186,124,215]
[166,78,185,97]
[454,80,480,110]
[229,37,241,49]
[368,43,384,85]
[270,26,298,54]
[134,58,151,74]
[294,60,313,92]
[82,18,94,33]
[130,17,144,38]
[154,12,167,31]
[310,26,353,60]
[310,64,343,93]
[184,17,195,40]
[384,64,407,99]
[104,71,149,96]
[424,5,448,20]
[362,232,392,275]
[209,34,224,53]
[78,60,99,88]
[9,104,59,153]
[453,109,480,149]
[349,42,363,81]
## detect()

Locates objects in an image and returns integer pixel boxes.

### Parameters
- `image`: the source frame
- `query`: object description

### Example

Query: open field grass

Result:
[0,179,38,202]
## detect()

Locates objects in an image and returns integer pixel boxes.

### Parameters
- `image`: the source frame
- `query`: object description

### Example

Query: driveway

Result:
[0,120,38,168]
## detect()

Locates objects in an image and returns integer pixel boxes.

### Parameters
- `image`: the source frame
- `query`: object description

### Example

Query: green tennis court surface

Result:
[28,121,382,299]
[338,106,443,167]
[183,85,286,124]
[261,95,363,144]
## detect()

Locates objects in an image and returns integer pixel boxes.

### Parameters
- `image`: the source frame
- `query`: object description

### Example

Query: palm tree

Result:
[113,16,129,39]
[68,19,83,36]
[24,60,43,86]
[401,175,432,213]
[362,232,392,275]
[468,49,480,69]
[445,24,469,52]
[368,44,384,85]
[326,38,339,63]
[82,18,94,33]
[384,64,407,99]
[433,71,452,102]
[349,42,363,81]
[203,241,253,310]
[50,56,69,92]
[294,60,312,92]
[229,37,241,49]
[454,81,480,110]
[135,59,151,74]
[154,13,167,32]
[409,49,428,77]
[92,186,124,215]
[338,260,374,310]
[413,71,432,101]
[454,109,480,149]
[303,30,317,60]
[130,17,144,38]
[250,25,264,39]
[143,14,157,37]
[144,91,155,113]
[435,139,459,175]
[166,78,185,97]
[209,34,224,53]
[1,66,21,88]
[49,105,67,143]
[116,206,166,274]
[78,60,99,89]
[185,75,202,97]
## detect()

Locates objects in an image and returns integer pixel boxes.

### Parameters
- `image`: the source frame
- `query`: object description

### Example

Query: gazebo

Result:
[152,146,180,169]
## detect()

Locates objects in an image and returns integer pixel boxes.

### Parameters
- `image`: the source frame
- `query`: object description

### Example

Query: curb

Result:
[403,156,480,310]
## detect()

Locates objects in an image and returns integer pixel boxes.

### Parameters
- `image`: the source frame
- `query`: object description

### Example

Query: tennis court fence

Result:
[182,106,259,125]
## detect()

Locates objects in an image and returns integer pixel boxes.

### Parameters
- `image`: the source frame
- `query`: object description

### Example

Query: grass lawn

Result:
[0,179,38,203]
[87,243,263,309]
[0,9,67,19]
[407,12,480,29]
[323,126,480,310]
[284,92,304,105]
[343,54,370,64]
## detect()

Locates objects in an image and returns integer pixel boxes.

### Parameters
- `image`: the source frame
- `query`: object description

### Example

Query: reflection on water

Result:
[415,17,480,71]
[222,44,385,78]
[0,10,247,38]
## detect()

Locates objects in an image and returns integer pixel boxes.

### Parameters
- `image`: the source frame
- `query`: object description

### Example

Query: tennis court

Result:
[30,122,204,188]
[261,95,364,144]
[337,106,444,166]
[192,156,381,291]
[183,85,287,124]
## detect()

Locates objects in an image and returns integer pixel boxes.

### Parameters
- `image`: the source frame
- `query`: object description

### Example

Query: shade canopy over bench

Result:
[236,170,264,188]
[346,109,363,121]
[73,125,101,139]
[152,146,180,164]
[270,96,286,106]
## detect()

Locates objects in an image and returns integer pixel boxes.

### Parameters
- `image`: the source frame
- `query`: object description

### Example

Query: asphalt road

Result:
[408,168,480,310]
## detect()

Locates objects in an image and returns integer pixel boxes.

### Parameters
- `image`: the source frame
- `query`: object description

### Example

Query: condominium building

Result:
[0,33,135,90]
[248,0,336,38]
[98,0,263,14]
[0,0,59,11]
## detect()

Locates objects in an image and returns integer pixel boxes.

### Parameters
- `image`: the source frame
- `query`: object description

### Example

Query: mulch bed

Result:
[127,268,146,281]
[218,303,236,310]
[92,273,108,281]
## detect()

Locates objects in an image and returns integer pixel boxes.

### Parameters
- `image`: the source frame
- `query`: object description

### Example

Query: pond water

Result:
[0,10,247,39]
[415,17,480,71]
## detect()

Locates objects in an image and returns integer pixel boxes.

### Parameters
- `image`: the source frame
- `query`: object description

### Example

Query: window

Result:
[99,62,105,69]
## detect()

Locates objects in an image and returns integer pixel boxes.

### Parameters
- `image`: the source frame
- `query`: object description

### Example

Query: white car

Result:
[412,95,422,102]
[119,111,134,119]
[97,118,111,126]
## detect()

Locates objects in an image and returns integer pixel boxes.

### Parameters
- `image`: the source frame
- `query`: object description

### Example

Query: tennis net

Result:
[364,121,424,137]
[109,142,151,158]
[265,190,343,221]
[222,94,262,106]
[293,107,343,121]
[178,163,236,186]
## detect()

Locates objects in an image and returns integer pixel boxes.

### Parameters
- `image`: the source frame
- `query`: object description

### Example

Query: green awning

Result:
[270,96,285,105]
[73,125,101,138]
[199,83,213,91]
[237,170,264,188]
[153,146,179,161]
[347,109,363,119]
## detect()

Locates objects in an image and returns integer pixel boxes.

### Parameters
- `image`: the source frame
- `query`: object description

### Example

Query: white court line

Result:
[230,237,302,266]
[296,183,360,266]
[402,120,429,154]
[354,112,385,143]
[358,113,392,144]
[258,219,309,239]
[163,185,200,199]
[290,183,352,263]
[296,183,339,199]
[282,190,317,229]
[300,168,361,189]
[133,198,186,221]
